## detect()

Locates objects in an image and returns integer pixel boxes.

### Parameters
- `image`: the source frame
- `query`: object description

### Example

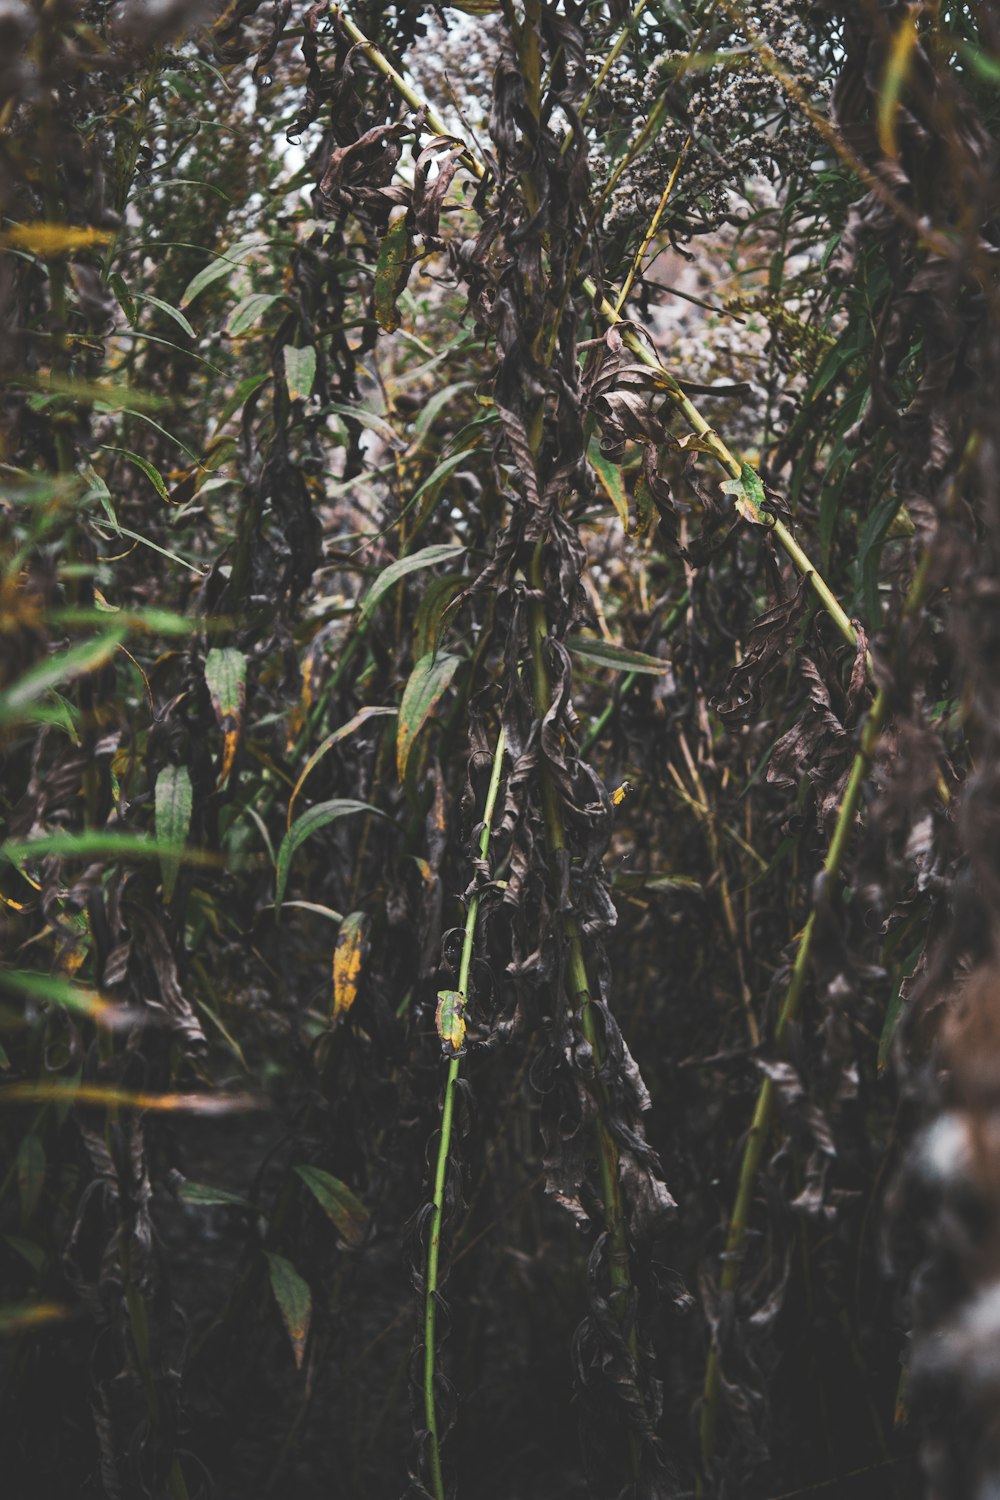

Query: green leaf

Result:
[179,1180,254,1209]
[265,1253,311,1369]
[359,544,466,623]
[295,1165,369,1246]
[155,765,193,903]
[135,292,196,340]
[227,292,282,337]
[588,438,629,531]
[720,463,767,525]
[275,800,387,917]
[283,344,316,403]
[108,271,136,326]
[566,636,670,675]
[179,237,258,307]
[102,446,171,503]
[435,989,466,1054]
[374,212,413,332]
[397,652,461,780]
[0,970,130,1028]
[322,401,403,448]
[0,631,126,724]
[204,648,247,788]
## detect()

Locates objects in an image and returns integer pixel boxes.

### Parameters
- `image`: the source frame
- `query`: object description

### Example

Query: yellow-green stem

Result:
[424,725,505,1500]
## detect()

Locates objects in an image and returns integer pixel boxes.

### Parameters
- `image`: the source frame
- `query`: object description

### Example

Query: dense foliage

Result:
[3,2,1000,1496]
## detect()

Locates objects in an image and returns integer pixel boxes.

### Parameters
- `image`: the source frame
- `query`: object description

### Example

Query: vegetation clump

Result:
[2,3,1000,1498]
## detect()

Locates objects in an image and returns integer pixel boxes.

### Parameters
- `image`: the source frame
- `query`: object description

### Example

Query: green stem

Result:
[423,724,506,1500]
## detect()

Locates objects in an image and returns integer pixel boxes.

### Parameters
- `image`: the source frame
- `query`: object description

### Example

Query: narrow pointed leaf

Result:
[155,765,193,902]
[179,1180,255,1209]
[566,636,670,675]
[204,648,247,788]
[265,1253,311,1369]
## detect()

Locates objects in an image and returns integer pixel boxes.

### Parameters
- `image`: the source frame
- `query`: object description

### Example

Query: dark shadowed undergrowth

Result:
[3,2,1000,1497]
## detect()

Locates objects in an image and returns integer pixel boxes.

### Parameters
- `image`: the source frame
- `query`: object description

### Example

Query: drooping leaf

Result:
[288,707,397,829]
[204,647,247,788]
[397,652,461,780]
[332,911,368,1022]
[282,343,317,402]
[374,211,413,332]
[295,1165,369,1246]
[155,765,193,902]
[359,544,466,623]
[275,801,388,916]
[135,292,196,340]
[103,446,171,504]
[566,636,670,675]
[436,990,466,1054]
[265,1253,311,1370]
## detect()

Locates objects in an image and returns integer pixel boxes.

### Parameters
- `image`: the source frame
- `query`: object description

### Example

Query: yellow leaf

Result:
[332,912,369,1022]
[2,223,113,255]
